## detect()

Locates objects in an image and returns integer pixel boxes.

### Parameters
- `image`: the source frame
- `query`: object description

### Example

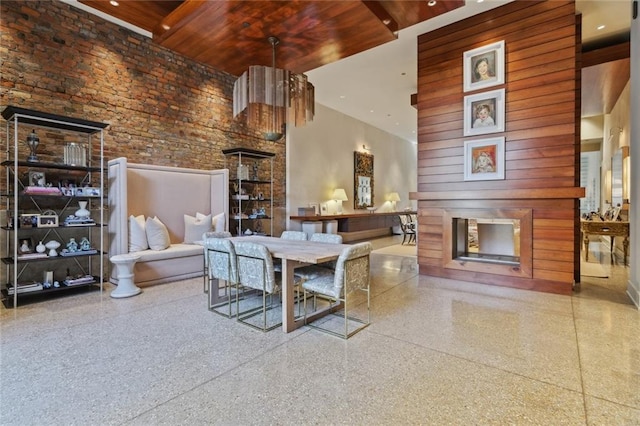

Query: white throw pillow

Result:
[197,211,225,232]
[184,213,212,244]
[128,215,148,252]
[146,216,171,250]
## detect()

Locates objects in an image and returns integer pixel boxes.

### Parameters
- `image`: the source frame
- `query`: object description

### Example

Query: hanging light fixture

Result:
[233,36,314,141]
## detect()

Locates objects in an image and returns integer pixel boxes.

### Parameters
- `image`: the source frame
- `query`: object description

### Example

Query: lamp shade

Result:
[332,188,348,201]
[388,192,401,202]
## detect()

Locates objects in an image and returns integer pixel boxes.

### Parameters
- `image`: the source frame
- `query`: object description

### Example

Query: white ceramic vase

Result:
[75,201,90,218]
[36,241,46,253]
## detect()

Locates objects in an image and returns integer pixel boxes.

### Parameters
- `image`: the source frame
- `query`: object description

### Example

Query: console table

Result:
[580,220,629,265]
[290,211,416,242]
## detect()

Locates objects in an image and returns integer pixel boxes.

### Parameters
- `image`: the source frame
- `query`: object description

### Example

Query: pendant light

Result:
[233,36,314,141]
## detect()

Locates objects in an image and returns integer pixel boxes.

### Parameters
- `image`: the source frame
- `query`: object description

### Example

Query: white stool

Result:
[302,221,322,236]
[324,220,338,234]
[110,253,142,298]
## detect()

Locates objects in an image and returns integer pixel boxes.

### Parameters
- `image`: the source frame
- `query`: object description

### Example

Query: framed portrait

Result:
[37,213,59,228]
[19,213,39,228]
[18,237,34,255]
[308,203,320,216]
[463,137,505,181]
[28,171,46,187]
[463,88,505,136]
[463,40,505,92]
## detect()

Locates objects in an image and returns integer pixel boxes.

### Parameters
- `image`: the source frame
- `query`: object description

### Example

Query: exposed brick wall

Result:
[0,0,286,230]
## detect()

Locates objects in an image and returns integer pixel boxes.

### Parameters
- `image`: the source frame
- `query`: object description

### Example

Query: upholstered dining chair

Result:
[234,241,298,332]
[302,242,372,339]
[203,233,238,318]
[202,231,232,293]
[398,214,416,245]
[309,233,342,244]
[280,230,308,240]
[274,230,309,273]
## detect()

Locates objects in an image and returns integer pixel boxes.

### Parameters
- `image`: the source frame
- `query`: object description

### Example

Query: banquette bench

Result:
[108,157,228,287]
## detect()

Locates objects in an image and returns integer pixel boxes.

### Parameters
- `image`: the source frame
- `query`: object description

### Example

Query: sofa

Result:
[108,157,228,286]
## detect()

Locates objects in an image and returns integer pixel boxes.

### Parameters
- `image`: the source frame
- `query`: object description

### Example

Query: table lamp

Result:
[388,192,401,211]
[332,188,348,215]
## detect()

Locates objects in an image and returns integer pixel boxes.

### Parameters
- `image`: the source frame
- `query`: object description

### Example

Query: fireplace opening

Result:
[453,218,520,266]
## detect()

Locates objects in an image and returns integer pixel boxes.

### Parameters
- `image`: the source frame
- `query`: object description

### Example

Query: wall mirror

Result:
[354,151,374,209]
[611,148,623,208]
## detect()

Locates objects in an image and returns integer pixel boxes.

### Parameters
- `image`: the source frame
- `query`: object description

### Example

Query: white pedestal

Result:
[110,253,142,298]
[324,220,338,234]
[302,221,323,236]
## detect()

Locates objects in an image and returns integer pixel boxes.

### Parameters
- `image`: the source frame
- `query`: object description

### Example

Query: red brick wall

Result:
[0,0,286,229]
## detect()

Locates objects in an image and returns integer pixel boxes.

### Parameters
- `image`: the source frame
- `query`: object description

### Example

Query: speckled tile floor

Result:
[1,236,638,425]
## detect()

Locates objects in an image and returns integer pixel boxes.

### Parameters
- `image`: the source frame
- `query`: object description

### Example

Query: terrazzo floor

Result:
[0,236,638,425]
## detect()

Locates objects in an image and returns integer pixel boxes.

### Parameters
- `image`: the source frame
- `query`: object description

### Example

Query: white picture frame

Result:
[463,88,505,137]
[463,40,505,92]
[463,137,505,181]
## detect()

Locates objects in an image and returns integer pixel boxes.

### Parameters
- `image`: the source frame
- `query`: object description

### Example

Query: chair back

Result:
[234,241,279,294]
[309,233,343,244]
[204,236,237,283]
[333,242,372,296]
[280,230,307,240]
[203,231,232,239]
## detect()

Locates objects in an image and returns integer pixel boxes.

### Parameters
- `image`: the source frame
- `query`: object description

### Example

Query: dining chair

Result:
[280,230,308,240]
[274,230,309,272]
[203,233,239,318]
[234,241,297,331]
[309,233,342,244]
[398,214,416,245]
[302,241,372,339]
[202,231,232,293]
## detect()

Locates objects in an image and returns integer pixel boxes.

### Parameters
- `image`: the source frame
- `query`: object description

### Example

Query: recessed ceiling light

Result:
[370,110,374,113]
[161,24,171,31]
[109,0,119,6]
[428,0,437,6]
[597,24,606,30]
[477,0,484,3]
[339,95,346,99]
[382,19,391,25]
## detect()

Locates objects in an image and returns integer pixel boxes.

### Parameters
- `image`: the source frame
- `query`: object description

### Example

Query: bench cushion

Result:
[136,243,203,262]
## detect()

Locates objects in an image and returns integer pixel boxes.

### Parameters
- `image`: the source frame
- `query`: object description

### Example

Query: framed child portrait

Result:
[463,137,505,181]
[463,40,505,92]
[463,88,505,136]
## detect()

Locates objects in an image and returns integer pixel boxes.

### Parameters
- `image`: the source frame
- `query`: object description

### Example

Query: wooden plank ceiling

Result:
[80,0,464,76]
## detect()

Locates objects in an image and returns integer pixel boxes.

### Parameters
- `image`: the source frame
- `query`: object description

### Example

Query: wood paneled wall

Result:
[412,0,583,294]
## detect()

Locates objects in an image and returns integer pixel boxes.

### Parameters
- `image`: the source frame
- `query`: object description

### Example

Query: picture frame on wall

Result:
[463,40,505,92]
[463,88,505,136]
[463,137,505,181]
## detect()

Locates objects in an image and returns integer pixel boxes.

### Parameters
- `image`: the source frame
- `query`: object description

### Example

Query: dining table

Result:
[228,235,349,332]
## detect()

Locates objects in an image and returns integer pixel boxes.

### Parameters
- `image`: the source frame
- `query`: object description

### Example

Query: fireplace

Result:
[443,208,532,278]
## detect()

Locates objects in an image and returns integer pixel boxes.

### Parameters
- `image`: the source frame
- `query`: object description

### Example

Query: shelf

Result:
[232,179,271,185]
[2,223,106,231]
[1,106,108,134]
[2,250,104,264]
[1,160,103,172]
[2,105,108,308]
[1,278,100,308]
[222,147,276,159]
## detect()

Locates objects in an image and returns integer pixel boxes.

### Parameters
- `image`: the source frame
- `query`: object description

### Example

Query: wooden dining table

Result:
[229,235,349,332]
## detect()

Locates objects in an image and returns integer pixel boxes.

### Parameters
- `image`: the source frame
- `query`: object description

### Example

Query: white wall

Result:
[581,115,604,140]
[286,104,417,229]
[628,1,639,308]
